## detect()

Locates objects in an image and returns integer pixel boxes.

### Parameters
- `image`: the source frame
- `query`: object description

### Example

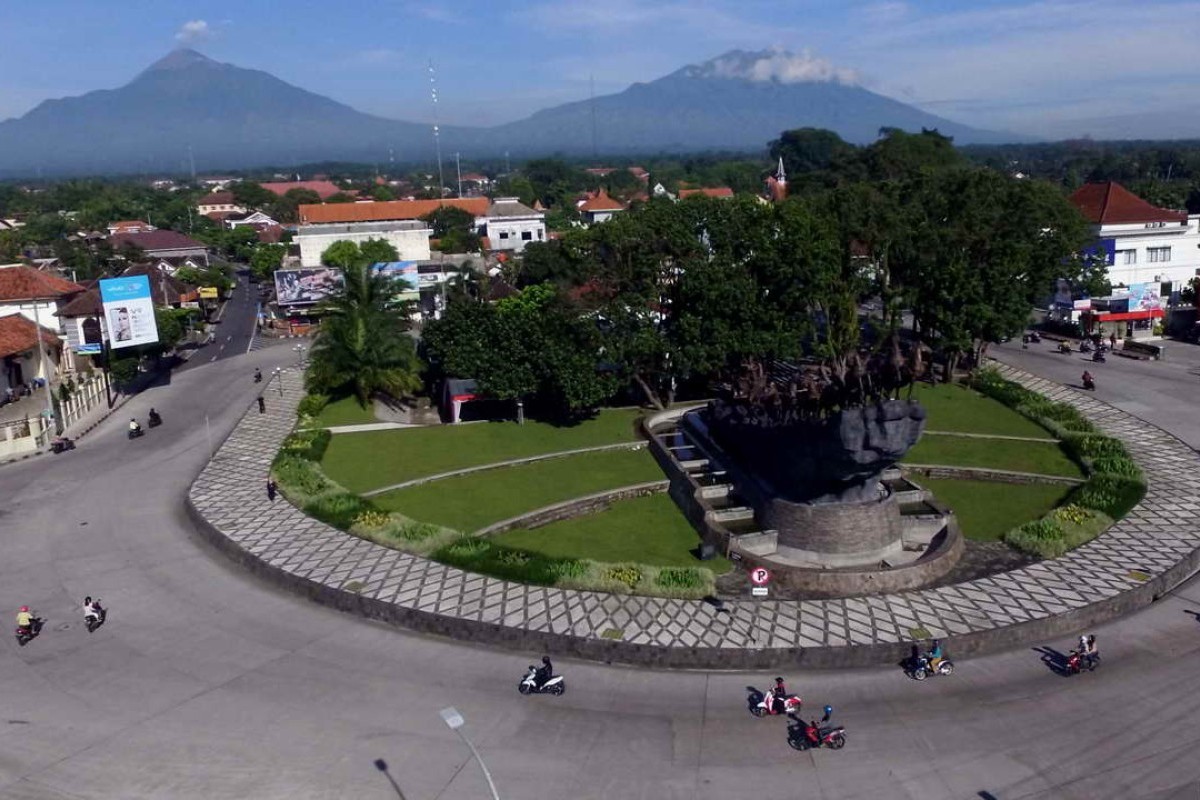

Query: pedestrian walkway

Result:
[188,363,1200,667]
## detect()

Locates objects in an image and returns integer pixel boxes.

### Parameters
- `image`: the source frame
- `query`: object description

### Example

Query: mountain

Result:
[0,49,464,177]
[0,48,1021,177]
[487,50,1022,155]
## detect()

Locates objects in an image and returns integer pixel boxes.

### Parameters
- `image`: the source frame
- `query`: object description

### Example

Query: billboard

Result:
[99,275,159,350]
[1124,282,1162,311]
[274,268,345,306]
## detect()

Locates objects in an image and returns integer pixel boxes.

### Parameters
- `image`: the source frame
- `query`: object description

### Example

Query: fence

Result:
[0,374,109,460]
[0,415,52,459]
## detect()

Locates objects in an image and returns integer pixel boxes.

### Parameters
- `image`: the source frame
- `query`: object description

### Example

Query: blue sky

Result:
[2,1,1197,137]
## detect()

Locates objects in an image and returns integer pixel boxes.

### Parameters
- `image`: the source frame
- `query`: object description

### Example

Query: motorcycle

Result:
[1057,342,1073,354]
[1028,331,1042,344]
[148,411,162,428]
[906,654,954,681]
[50,436,75,454]
[128,426,144,440]
[1092,351,1106,363]
[15,616,43,646]
[787,718,847,751]
[254,369,263,384]
[1080,340,1093,353]
[1065,649,1099,675]
[85,608,106,633]
[518,666,565,696]
[1082,375,1096,391]
[749,688,803,717]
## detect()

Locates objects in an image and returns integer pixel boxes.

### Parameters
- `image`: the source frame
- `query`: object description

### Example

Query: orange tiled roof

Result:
[0,313,61,358]
[260,181,343,199]
[0,265,84,301]
[579,189,626,212]
[679,187,734,199]
[1069,182,1187,225]
[299,197,490,224]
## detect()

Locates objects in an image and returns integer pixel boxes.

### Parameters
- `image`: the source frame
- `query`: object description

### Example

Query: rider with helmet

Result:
[16,605,33,630]
[535,655,554,687]
[771,677,788,714]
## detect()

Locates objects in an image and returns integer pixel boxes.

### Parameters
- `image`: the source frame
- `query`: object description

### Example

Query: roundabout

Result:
[2,346,1200,799]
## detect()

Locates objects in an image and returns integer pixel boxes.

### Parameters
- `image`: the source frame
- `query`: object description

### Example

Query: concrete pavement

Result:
[2,344,1200,798]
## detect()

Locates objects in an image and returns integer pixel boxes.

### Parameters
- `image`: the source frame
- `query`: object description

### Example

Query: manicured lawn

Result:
[371,446,663,531]
[322,409,643,493]
[910,383,1051,439]
[904,436,1083,478]
[919,477,1072,541]
[312,395,377,428]
[493,493,731,572]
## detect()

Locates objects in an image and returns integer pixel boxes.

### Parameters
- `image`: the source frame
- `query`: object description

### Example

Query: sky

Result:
[1,0,1198,139]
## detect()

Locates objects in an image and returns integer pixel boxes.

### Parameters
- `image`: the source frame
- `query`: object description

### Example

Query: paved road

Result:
[2,347,1200,799]
[177,270,260,372]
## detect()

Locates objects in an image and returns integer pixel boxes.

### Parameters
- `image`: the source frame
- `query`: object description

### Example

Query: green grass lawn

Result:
[904,436,1083,478]
[493,493,730,572]
[910,383,1051,439]
[919,477,1073,541]
[322,409,643,493]
[371,446,663,531]
[311,395,378,428]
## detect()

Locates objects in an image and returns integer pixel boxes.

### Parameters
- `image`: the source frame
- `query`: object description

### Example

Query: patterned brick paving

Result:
[188,365,1200,651]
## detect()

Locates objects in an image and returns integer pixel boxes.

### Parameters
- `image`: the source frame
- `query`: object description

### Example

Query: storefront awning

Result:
[1091,309,1164,322]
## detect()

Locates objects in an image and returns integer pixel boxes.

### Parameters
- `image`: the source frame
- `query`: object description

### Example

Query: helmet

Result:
[19,606,28,612]
[932,639,941,648]
[775,676,785,684]
[824,705,833,716]
[542,656,551,665]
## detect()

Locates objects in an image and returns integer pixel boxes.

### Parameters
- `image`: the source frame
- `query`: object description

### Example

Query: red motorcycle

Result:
[788,712,846,751]
[749,688,802,717]
[1065,649,1098,675]
[15,616,42,646]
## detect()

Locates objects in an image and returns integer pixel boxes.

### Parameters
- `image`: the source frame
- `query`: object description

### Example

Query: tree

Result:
[770,128,859,176]
[250,243,286,282]
[421,206,476,238]
[306,263,422,405]
[320,239,398,269]
[230,182,276,209]
[863,128,966,181]
[325,192,356,204]
[359,238,400,265]
[370,185,396,201]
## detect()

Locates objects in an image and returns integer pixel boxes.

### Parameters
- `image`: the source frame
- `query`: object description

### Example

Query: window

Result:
[1148,247,1172,263]
[521,230,532,241]
[498,232,509,240]
[1116,249,1136,265]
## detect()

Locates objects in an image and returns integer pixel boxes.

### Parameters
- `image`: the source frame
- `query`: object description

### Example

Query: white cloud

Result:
[175,20,211,44]
[705,48,859,85]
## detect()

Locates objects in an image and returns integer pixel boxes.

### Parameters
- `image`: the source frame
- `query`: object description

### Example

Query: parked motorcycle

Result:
[749,688,803,717]
[15,616,43,647]
[518,666,565,696]
[50,436,75,454]
[1065,649,1099,676]
[787,709,846,751]
[906,654,954,681]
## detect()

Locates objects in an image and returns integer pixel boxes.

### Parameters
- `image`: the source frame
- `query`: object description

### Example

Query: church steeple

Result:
[775,156,786,185]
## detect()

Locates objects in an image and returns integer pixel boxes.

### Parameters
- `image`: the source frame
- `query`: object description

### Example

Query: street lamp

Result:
[294,343,307,365]
[439,706,500,800]
[273,367,283,398]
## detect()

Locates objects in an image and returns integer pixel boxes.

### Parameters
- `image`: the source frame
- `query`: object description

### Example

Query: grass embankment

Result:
[372,447,663,532]
[310,395,379,428]
[917,478,1073,541]
[910,383,1052,439]
[904,436,1083,478]
[322,409,642,493]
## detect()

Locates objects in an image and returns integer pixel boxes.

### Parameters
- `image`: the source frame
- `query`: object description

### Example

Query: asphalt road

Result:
[177,270,260,372]
[1,343,1199,799]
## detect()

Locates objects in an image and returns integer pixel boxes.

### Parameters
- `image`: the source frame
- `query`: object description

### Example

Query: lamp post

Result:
[19,298,58,434]
[273,367,283,398]
[294,343,307,365]
[439,707,500,800]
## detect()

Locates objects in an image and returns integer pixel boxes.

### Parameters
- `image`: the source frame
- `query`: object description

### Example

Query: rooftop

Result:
[485,197,542,218]
[579,188,626,213]
[109,230,207,252]
[1069,181,1188,225]
[298,197,489,225]
[298,220,431,236]
[0,313,61,359]
[0,264,84,301]
[260,180,343,200]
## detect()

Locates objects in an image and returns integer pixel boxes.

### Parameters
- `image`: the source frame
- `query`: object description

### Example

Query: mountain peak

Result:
[144,48,219,73]
[673,48,860,86]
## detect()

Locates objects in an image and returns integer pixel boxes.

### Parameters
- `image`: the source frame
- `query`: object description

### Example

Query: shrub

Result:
[1054,504,1094,526]
[279,429,331,462]
[304,492,375,530]
[656,567,705,590]
[354,509,390,529]
[1070,475,1146,519]
[397,521,442,542]
[1089,455,1143,480]
[603,565,642,590]
[297,393,330,419]
[271,453,333,498]
[1062,433,1128,461]
[548,559,589,581]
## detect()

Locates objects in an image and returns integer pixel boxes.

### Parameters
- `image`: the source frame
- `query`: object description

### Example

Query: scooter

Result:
[127,427,144,440]
[148,411,163,428]
[518,666,565,696]
[787,711,846,751]
[749,688,803,717]
[1082,375,1096,391]
[1058,342,1073,354]
[15,616,43,646]
[906,654,954,681]
[1092,351,1106,363]
[1028,331,1042,344]
[50,436,75,454]
[1065,649,1099,675]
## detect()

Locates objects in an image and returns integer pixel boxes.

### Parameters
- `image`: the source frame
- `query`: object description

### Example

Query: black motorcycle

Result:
[50,436,75,454]
[148,410,162,428]
[1092,351,1106,363]
[128,426,144,440]
[15,616,43,646]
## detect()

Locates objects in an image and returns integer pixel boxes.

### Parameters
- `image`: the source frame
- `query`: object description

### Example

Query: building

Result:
[298,198,489,225]
[0,264,83,373]
[0,314,62,396]
[56,264,199,355]
[196,192,246,218]
[678,186,735,199]
[764,157,788,202]
[577,188,627,225]
[478,197,546,254]
[295,221,433,267]
[260,180,343,200]
[108,230,209,263]
[107,220,156,235]
[1068,181,1200,288]
[225,210,279,229]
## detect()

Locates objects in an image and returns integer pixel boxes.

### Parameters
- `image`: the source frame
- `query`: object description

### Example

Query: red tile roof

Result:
[109,230,207,253]
[0,265,84,301]
[1069,181,1187,225]
[260,181,343,199]
[298,197,489,224]
[579,188,626,213]
[199,191,236,205]
[108,220,154,234]
[55,285,102,317]
[679,187,735,199]
[0,313,61,358]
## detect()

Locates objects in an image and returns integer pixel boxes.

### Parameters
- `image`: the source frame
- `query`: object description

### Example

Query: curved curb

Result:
[187,366,1200,669]
[473,480,669,537]
[900,464,1084,486]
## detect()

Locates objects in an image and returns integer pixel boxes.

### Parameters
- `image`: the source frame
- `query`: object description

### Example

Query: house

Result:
[197,192,246,218]
[577,188,627,225]
[458,173,491,194]
[224,210,279,229]
[0,219,23,232]
[260,180,343,200]
[477,198,546,254]
[298,198,489,225]
[678,186,735,199]
[199,177,235,190]
[295,221,433,267]
[0,314,63,397]
[628,166,650,183]
[107,220,156,235]
[256,225,286,244]
[146,256,208,276]
[108,230,209,263]
[0,264,84,372]
[1068,181,1200,288]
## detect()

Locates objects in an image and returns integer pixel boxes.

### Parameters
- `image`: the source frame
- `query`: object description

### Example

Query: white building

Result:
[476,197,546,254]
[294,221,433,267]
[1069,182,1200,289]
[196,192,246,217]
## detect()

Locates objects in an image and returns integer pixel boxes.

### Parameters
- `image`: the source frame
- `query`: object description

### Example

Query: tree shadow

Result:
[1032,645,1071,676]
[373,759,408,800]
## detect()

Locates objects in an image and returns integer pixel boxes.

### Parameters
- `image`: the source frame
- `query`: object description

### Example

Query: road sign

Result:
[751,587,769,597]
[750,567,771,586]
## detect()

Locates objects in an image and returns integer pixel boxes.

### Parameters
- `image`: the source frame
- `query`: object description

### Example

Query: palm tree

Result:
[306,262,422,405]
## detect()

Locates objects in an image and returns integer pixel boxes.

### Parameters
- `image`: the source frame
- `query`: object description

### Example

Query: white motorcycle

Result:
[518,666,565,696]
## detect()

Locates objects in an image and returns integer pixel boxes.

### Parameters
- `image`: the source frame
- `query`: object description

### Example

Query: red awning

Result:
[1094,309,1164,322]
[450,393,477,403]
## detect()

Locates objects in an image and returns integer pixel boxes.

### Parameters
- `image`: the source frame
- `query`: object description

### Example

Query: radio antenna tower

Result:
[428,60,445,203]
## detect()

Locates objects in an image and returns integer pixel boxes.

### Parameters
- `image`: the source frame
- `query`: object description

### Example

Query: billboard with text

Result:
[99,275,159,350]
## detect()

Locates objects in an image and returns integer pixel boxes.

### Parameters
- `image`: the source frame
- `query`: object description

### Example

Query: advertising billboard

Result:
[274,268,345,306]
[99,275,159,350]
[1124,282,1162,311]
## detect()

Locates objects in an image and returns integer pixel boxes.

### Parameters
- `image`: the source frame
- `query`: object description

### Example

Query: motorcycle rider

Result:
[770,676,789,714]
[83,596,103,625]
[254,368,263,383]
[1083,634,1098,669]
[1082,370,1095,389]
[801,705,834,745]
[148,408,161,426]
[128,418,142,434]
[927,639,945,670]
[16,605,34,632]
[535,655,554,688]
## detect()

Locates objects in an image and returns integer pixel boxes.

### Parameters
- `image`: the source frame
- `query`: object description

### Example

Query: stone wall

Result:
[474,481,668,537]
[766,491,903,563]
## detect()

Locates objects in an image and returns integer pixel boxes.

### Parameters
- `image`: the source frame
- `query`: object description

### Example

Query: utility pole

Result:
[455,152,463,198]
[504,151,510,175]
[188,144,197,182]
[428,60,445,203]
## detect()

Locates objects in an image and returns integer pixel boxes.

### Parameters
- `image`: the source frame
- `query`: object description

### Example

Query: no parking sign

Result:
[750,567,770,596]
